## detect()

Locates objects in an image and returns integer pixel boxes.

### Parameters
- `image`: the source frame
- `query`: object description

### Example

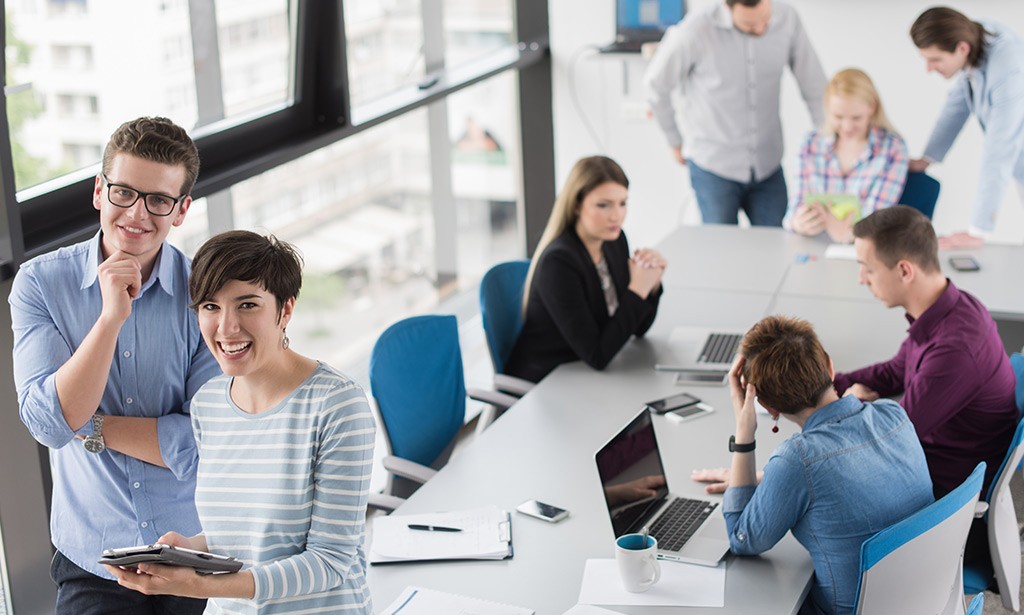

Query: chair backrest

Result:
[979,417,1024,610]
[1011,352,1024,415]
[855,462,985,615]
[479,259,530,375]
[898,171,941,219]
[369,315,466,468]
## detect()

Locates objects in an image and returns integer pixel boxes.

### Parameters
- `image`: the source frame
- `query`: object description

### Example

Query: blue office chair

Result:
[369,315,516,498]
[963,418,1024,610]
[1011,352,1024,414]
[854,462,985,614]
[898,171,941,219]
[479,259,534,397]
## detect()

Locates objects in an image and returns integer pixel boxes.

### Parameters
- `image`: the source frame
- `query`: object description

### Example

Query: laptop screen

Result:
[617,0,686,34]
[596,410,671,536]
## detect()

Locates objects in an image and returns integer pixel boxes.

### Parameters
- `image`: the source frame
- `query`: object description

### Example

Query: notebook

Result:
[595,410,729,566]
[369,506,512,564]
[381,586,534,615]
[599,0,686,54]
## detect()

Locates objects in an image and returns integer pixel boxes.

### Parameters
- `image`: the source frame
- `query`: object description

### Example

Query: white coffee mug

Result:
[615,533,661,593]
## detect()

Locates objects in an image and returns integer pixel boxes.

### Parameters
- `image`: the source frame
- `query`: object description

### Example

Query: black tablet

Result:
[99,544,242,575]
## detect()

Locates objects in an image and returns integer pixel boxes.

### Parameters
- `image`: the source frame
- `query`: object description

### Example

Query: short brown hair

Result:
[189,231,303,318]
[102,117,200,195]
[853,206,941,273]
[725,0,762,7]
[910,7,990,67]
[741,316,833,414]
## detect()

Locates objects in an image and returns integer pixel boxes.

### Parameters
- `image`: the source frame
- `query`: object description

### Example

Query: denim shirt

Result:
[723,396,934,614]
[10,232,220,579]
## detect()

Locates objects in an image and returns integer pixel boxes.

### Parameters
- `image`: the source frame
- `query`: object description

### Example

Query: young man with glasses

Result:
[10,117,220,614]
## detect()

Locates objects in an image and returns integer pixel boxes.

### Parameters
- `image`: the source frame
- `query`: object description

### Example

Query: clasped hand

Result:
[628,248,666,299]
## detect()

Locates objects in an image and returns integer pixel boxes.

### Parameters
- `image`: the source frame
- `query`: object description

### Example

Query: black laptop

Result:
[599,0,687,54]
[596,409,729,566]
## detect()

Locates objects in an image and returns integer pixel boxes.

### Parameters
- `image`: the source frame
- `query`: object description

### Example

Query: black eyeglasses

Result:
[102,174,187,217]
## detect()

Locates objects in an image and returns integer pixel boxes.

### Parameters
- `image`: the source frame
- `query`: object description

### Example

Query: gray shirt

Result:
[644,1,826,183]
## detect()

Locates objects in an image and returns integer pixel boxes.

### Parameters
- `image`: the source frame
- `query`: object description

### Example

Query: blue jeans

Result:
[51,550,206,615]
[688,161,787,227]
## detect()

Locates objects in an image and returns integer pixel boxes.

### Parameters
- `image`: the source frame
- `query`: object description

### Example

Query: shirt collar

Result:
[713,3,734,29]
[906,279,958,343]
[80,231,175,297]
[802,394,863,431]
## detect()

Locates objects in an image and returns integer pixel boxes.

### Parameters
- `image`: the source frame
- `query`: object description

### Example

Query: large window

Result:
[0,1,552,608]
[5,0,295,193]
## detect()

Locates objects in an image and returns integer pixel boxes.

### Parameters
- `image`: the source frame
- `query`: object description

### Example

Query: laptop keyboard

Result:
[649,498,719,552]
[698,333,741,365]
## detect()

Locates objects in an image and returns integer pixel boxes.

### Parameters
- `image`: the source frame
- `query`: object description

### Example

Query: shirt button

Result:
[133,482,141,488]
[141,521,149,528]
[123,350,131,358]
[126,397,133,405]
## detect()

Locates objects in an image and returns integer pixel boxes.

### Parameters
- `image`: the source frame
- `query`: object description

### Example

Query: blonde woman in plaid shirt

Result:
[784,69,909,243]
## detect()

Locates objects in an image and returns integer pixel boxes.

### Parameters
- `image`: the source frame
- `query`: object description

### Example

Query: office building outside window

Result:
[5,0,294,193]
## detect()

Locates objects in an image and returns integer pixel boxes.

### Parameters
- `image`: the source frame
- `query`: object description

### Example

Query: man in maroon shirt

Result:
[835,206,1017,498]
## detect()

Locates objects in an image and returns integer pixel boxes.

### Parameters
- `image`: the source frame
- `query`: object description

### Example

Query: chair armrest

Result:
[367,492,406,513]
[383,455,437,484]
[467,387,519,411]
[974,501,990,518]
[493,374,535,397]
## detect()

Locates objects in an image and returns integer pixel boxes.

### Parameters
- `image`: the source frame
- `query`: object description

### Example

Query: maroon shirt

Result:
[834,280,1017,495]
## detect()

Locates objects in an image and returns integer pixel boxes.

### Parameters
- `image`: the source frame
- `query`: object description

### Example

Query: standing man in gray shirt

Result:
[645,0,826,226]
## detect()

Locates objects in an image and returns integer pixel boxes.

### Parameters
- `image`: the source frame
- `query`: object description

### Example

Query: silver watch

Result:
[83,414,105,454]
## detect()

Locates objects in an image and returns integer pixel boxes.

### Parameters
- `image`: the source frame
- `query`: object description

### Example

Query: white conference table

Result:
[367,225,1024,614]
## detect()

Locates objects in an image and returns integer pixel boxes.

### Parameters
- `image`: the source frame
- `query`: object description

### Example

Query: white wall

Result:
[550,0,1024,248]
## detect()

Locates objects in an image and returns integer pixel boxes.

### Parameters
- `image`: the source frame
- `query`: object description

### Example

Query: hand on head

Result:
[728,356,758,439]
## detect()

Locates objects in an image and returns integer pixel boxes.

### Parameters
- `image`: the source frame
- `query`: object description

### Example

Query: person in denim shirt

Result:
[721,316,933,614]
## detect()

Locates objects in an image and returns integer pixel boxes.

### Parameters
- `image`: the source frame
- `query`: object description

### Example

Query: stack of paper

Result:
[381,586,533,614]
[370,505,512,563]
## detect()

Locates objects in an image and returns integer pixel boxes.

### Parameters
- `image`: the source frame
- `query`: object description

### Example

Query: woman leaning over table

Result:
[721,316,932,614]
[503,155,666,383]
[105,230,375,614]
[784,68,909,243]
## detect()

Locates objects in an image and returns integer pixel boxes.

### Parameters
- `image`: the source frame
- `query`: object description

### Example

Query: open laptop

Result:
[599,0,686,54]
[654,326,744,378]
[596,409,729,566]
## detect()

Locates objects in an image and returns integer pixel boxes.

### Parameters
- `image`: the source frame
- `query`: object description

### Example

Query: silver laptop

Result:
[655,326,743,377]
[596,409,729,566]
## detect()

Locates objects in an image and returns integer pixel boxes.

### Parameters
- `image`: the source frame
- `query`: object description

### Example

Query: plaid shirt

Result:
[784,126,908,228]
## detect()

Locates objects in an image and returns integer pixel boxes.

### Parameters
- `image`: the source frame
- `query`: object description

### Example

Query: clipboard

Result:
[369,505,513,564]
[98,544,243,575]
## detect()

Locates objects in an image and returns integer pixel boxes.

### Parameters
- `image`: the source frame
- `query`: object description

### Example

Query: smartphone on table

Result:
[516,500,569,523]
[644,392,701,415]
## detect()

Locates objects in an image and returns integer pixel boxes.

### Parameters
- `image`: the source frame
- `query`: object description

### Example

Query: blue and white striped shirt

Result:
[192,363,375,614]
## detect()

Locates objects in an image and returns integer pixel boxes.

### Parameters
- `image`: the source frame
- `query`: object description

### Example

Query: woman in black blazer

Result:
[504,156,666,383]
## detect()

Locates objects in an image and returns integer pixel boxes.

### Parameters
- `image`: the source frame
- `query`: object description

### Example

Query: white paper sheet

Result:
[380,586,534,615]
[561,605,624,615]
[371,506,511,561]
[577,558,726,607]
[824,243,857,260]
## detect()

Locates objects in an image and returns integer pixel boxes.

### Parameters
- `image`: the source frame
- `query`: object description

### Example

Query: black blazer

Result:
[504,230,662,383]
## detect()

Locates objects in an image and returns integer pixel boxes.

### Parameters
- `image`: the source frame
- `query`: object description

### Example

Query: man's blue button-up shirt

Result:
[10,232,220,579]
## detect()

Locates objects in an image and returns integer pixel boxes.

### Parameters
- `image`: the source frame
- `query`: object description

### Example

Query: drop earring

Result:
[282,329,290,350]
[772,415,779,433]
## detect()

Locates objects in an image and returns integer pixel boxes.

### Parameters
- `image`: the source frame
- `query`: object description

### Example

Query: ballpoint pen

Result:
[407,524,462,532]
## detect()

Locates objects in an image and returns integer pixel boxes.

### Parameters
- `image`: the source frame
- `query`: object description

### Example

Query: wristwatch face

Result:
[83,436,105,454]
